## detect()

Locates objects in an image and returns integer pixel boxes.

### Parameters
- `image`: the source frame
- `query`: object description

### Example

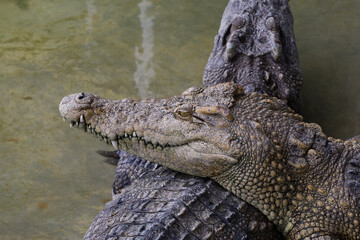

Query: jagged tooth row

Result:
[68,115,175,151]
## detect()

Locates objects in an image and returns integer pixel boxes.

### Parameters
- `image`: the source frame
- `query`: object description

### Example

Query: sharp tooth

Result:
[80,115,85,123]
[264,71,270,81]
[88,125,91,129]
[271,83,276,90]
[70,122,74,128]
[75,122,79,127]
[133,132,137,137]
[278,73,284,81]
[111,140,119,150]
[271,43,282,62]
[63,117,66,121]
[125,133,128,138]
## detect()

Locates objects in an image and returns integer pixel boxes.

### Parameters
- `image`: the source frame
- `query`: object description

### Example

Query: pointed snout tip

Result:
[58,93,86,118]
[59,92,96,121]
[59,95,72,118]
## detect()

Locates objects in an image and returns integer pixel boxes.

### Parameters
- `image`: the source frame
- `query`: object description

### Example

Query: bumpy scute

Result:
[61,82,360,239]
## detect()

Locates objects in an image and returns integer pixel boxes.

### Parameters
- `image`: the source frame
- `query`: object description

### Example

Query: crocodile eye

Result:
[265,16,278,31]
[179,111,190,118]
[174,104,194,121]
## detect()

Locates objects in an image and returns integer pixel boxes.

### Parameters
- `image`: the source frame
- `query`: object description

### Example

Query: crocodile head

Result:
[203,0,302,112]
[59,83,246,177]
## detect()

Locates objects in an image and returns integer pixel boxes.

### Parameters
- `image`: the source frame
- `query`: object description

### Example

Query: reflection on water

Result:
[134,0,155,98]
[0,0,359,239]
[84,0,97,58]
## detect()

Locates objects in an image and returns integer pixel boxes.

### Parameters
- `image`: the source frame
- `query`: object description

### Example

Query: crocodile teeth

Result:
[264,71,270,81]
[125,133,128,138]
[63,117,66,121]
[133,132,137,137]
[271,83,276,90]
[80,115,85,123]
[278,73,284,81]
[271,44,282,62]
[70,122,74,128]
[111,140,119,150]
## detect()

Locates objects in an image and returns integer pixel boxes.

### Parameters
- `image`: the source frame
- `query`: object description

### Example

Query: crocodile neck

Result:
[212,97,348,236]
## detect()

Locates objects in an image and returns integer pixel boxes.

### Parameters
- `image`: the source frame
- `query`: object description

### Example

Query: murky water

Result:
[0,0,359,239]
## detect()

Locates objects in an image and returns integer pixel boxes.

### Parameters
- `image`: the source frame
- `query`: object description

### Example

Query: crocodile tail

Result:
[344,136,360,209]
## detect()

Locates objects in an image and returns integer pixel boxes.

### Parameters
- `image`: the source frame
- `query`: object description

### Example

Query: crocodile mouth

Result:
[63,113,238,177]
[64,115,181,150]
[63,114,230,155]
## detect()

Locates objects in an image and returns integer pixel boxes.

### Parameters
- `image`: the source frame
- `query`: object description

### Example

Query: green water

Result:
[0,0,359,239]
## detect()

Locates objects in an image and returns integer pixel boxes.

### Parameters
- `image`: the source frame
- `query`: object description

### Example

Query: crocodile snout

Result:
[59,92,95,122]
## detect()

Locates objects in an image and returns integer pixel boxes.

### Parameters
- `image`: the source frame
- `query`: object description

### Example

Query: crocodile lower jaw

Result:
[63,114,238,177]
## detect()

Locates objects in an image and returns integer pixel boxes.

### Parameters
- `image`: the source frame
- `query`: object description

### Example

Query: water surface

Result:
[0,0,359,239]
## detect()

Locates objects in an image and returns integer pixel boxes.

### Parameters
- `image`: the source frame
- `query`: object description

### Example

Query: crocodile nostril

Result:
[78,93,85,100]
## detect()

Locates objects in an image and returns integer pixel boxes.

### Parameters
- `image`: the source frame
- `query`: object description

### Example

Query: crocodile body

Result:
[84,151,283,240]
[60,83,360,240]
[81,0,303,239]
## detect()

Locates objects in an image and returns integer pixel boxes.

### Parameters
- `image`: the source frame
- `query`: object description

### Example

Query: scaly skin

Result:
[87,0,303,238]
[203,0,303,113]
[60,83,360,240]
[84,151,283,240]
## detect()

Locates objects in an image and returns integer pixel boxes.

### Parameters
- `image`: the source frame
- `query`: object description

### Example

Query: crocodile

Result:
[59,83,360,240]
[203,0,303,113]
[83,0,303,239]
